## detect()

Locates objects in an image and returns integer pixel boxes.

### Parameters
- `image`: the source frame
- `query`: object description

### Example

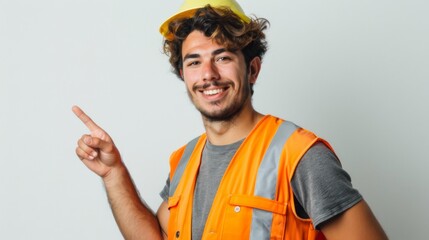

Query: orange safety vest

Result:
[167,115,332,239]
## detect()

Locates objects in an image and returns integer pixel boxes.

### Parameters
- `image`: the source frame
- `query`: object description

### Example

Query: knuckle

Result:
[75,148,85,159]
[76,146,93,160]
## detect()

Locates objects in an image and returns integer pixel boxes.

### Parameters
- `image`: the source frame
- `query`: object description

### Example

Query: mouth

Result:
[203,88,224,96]
[194,82,231,96]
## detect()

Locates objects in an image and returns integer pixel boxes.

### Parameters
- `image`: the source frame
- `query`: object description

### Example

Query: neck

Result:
[202,103,264,145]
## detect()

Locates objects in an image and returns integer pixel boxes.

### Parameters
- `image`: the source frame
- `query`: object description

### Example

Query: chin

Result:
[200,107,244,122]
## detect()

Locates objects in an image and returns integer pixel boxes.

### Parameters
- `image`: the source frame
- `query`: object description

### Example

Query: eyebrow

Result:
[183,48,228,62]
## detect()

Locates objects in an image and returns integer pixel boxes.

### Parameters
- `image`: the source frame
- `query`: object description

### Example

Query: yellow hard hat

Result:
[159,0,250,39]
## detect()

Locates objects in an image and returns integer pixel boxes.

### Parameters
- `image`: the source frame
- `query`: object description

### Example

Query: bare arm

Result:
[102,165,164,240]
[157,201,170,240]
[73,106,166,240]
[320,200,388,240]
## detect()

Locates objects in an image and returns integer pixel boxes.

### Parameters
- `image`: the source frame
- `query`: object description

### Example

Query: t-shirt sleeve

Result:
[159,174,170,202]
[291,142,363,229]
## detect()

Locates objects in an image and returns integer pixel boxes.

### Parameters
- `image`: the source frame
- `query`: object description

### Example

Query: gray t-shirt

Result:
[160,141,362,239]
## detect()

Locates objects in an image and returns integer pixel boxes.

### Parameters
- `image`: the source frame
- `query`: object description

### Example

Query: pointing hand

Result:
[72,106,121,178]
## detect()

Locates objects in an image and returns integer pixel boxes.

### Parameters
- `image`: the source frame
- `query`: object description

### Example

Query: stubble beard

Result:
[188,77,251,123]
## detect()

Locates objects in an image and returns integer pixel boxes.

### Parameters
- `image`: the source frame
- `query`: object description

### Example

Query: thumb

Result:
[84,136,114,154]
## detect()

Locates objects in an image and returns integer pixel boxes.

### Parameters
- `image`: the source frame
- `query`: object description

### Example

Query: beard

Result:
[188,76,251,122]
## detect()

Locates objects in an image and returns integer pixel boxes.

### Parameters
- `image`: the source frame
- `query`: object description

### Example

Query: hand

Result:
[72,105,122,178]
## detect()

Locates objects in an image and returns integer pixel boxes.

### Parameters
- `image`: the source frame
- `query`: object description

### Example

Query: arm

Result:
[73,106,167,240]
[320,200,388,240]
[157,201,170,240]
[103,164,165,240]
[292,142,388,240]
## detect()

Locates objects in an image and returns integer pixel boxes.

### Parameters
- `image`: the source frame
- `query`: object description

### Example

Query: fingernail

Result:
[88,155,94,160]
[84,137,91,144]
[91,151,97,157]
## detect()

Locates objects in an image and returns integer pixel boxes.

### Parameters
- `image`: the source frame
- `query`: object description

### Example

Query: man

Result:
[73,0,388,239]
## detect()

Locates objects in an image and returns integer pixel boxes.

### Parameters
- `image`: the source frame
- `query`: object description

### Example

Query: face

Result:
[181,31,257,122]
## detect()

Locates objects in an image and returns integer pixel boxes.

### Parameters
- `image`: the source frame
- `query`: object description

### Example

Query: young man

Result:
[73,0,388,239]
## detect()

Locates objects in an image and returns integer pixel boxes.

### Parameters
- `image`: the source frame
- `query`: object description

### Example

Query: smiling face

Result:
[181,31,258,122]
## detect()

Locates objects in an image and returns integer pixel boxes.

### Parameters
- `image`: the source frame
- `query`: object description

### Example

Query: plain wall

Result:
[1,0,428,239]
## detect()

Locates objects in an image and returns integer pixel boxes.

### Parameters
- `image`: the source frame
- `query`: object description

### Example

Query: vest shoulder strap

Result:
[169,136,201,197]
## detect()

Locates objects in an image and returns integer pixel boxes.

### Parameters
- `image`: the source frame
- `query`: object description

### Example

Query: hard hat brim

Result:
[159,8,199,40]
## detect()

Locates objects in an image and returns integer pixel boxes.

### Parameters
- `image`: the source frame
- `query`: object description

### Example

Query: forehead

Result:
[181,31,224,56]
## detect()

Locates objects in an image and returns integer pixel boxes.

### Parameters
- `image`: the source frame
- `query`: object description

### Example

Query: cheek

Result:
[182,69,197,84]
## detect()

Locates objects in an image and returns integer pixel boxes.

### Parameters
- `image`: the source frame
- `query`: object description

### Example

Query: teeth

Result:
[203,89,223,96]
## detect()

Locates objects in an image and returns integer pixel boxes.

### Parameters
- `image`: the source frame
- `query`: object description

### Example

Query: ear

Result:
[248,57,261,84]
[179,69,184,80]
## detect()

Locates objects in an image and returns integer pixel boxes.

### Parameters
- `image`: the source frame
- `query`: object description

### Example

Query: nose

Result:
[201,61,220,81]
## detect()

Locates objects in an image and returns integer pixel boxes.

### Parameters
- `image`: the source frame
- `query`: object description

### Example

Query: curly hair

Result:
[163,5,269,81]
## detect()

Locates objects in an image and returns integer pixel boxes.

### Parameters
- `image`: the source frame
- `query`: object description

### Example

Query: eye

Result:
[216,56,232,62]
[185,60,200,67]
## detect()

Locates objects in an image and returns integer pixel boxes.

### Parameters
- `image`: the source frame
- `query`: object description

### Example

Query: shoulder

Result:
[292,142,363,228]
[169,134,206,176]
[170,134,205,159]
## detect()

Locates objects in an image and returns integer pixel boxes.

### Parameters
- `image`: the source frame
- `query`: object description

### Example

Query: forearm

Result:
[103,164,163,240]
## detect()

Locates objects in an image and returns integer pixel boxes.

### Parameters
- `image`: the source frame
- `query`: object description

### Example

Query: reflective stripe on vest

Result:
[169,120,299,237]
[251,120,298,239]
[169,136,199,197]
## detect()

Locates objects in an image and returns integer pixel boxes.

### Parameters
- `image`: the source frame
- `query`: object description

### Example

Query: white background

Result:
[1,0,428,239]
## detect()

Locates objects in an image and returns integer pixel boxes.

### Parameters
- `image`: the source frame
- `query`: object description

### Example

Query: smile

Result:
[203,88,224,96]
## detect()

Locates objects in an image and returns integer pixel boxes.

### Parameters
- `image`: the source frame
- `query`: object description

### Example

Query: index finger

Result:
[72,105,101,131]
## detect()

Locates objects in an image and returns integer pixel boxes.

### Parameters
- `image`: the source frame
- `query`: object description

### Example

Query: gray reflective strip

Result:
[169,136,200,197]
[250,121,298,240]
